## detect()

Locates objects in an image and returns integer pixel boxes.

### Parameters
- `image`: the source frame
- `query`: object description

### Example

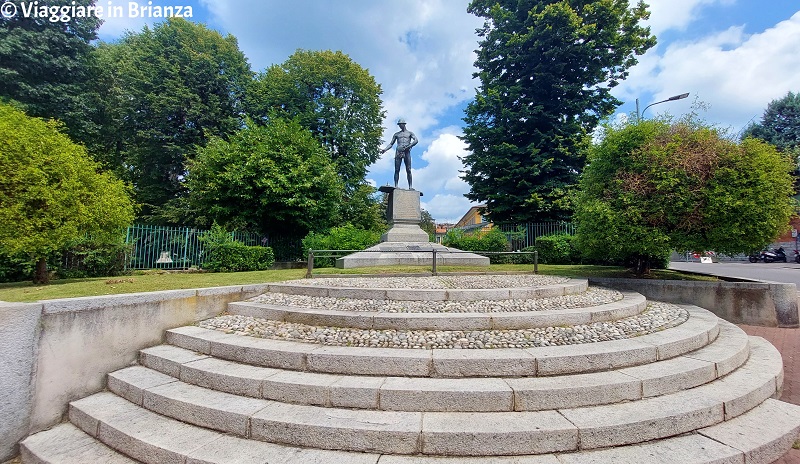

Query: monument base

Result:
[335,186,490,269]
[335,242,490,268]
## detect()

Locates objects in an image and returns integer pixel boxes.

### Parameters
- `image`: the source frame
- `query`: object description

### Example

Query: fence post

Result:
[432,249,438,276]
[534,250,538,274]
[305,250,314,278]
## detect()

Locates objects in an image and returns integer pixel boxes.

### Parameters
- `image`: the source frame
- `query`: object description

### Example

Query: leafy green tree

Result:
[187,117,342,236]
[574,118,795,275]
[0,103,136,283]
[0,0,103,145]
[97,18,252,221]
[246,50,384,193]
[743,91,800,152]
[339,183,387,232]
[420,209,436,240]
[462,0,656,223]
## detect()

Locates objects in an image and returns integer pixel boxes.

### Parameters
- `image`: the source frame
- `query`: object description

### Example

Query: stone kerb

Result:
[590,277,800,328]
[227,291,647,331]
[264,278,588,301]
[0,283,272,461]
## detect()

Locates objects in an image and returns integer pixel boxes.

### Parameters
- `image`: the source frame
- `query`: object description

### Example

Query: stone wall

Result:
[0,284,270,462]
[590,278,799,328]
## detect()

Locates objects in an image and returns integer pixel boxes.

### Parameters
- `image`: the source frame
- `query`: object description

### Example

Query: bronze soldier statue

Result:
[381,118,418,189]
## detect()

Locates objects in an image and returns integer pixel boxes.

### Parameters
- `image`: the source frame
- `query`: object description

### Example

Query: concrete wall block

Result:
[227,302,288,321]
[20,423,138,464]
[179,357,274,398]
[699,399,800,464]
[379,377,514,412]
[328,287,388,300]
[561,389,724,449]
[262,370,336,406]
[209,336,312,370]
[619,356,716,398]
[532,339,657,376]
[447,289,511,301]
[431,349,536,378]
[555,434,743,464]
[139,344,209,377]
[267,283,329,298]
[329,376,385,409]
[421,411,578,455]
[0,301,42,461]
[107,366,176,406]
[385,289,446,301]
[685,321,750,377]
[250,403,422,454]
[142,381,269,437]
[508,371,642,411]
[307,346,432,376]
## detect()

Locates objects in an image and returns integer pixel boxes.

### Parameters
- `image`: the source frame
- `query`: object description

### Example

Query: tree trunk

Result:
[33,257,50,284]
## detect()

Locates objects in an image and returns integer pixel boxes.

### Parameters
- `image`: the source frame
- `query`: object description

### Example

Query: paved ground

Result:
[672,261,800,462]
[740,324,800,463]
[670,261,800,287]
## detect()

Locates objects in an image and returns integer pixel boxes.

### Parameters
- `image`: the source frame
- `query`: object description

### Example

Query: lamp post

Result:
[636,92,690,122]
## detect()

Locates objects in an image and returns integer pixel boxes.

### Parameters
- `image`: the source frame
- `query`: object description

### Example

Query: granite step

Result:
[19,423,138,464]
[137,320,749,411]
[57,392,800,463]
[104,337,780,455]
[263,278,589,301]
[227,291,648,330]
[165,305,720,377]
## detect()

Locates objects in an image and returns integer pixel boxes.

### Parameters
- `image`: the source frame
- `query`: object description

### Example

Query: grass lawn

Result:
[0,264,716,303]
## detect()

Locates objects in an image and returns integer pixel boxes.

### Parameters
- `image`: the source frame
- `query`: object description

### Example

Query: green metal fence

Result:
[496,222,577,250]
[124,224,266,270]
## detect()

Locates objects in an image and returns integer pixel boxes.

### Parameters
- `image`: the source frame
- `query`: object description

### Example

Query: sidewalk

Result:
[739,324,800,463]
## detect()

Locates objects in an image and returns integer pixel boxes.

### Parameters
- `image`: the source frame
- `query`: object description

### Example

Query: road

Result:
[669,260,800,287]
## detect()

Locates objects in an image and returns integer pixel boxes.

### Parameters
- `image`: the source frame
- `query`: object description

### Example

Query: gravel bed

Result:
[288,274,571,289]
[199,302,687,349]
[249,287,623,313]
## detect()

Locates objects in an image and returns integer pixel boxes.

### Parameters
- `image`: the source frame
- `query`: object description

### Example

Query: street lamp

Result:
[636,93,690,122]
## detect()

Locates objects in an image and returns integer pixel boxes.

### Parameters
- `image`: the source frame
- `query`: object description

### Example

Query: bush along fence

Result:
[124,224,293,270]
[495,222,576,250]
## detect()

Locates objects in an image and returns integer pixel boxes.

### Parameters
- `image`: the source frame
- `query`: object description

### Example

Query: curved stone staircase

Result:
[20,275,800,463]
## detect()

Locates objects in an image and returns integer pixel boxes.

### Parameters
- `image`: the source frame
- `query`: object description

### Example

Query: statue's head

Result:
[397,118,407,127]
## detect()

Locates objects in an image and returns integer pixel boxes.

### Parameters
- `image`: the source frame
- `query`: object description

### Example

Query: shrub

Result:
[442,227,511,262]
[535,234,578,264]
[56,237,131,279]
[0,249,35,283]
[201,223,274,272]
[302,224,382,267]
[202,242,275,272]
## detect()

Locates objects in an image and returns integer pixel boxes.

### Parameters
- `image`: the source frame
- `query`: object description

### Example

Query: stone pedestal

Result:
[335,187,490,269]
[380,187,430,243]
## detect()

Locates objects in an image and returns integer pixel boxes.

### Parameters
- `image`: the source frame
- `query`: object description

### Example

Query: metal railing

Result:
[124,224,265,270]
[305,249,539,278]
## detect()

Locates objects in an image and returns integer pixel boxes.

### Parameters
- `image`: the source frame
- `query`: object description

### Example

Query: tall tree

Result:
[462,0,656,223]
[98,18,252,221]
[0,0,102,144]
[0,103,135,284]
[743,91,800,155]
[246,50,384,193]
[187,117,342,236]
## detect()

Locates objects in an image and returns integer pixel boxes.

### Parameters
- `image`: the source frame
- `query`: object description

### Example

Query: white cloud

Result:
[616,10,800,131]
[644,0,735,35]
[199,0,482,143]
[421,194,477,224]
[412,131,469,193]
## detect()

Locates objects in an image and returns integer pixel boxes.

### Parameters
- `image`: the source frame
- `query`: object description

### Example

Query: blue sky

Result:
[96,0,800,224]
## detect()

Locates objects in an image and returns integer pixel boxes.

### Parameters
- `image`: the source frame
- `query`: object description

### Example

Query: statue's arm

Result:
[381,134,397,153]
[409,132,418,148]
